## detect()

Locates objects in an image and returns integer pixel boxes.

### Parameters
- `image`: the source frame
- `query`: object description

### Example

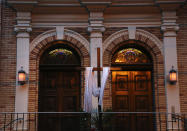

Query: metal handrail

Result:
[0,112,89,114]
[0,112,186,131]
[0,118,23,131]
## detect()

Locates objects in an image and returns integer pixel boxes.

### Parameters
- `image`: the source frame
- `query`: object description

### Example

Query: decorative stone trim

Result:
[14,26,32,33]
[87,26,105,33]
[103,29,128,52]
[64,29,89,51]
[30,30,56,52]
[30,29,90,53]
[136,29,163,54]
[103,29,163,55]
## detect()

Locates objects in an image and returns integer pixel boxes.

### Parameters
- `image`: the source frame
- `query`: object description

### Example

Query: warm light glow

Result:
[169,66,177,84]
[170,72,177,82]
[18,72,26,82]
[18,67,26,85]
[113,48,150,64]
[49,48,72,56]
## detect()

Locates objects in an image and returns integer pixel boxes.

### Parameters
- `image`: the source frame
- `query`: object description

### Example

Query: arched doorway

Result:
[38,42,81,131]
[111,44,154,131]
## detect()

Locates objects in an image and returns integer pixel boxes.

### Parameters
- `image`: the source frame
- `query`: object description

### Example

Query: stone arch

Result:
[28,29,90,112]
[103,29,163,66]
[102,29,166,114]
[103,29,162,53]
[30,29,89,53]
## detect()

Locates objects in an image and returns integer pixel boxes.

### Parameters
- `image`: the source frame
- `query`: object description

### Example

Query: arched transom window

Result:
[112,48,151,64]
[40,45,80,65]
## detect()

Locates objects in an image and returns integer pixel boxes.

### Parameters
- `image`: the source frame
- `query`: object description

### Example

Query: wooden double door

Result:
[112,71,153,131]
[38,70,80,131]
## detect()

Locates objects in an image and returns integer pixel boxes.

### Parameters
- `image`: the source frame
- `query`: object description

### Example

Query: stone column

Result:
[161,11,180,129]
[88,12,105,111]
[14,12,31,128]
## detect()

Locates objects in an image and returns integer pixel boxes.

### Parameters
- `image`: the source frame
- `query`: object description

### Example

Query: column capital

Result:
[161,25,179,37]
[14,26,32,33]
[87,26,105,33]
[161,11,179,37]
[14,12,32,37]
[88,11,105,34]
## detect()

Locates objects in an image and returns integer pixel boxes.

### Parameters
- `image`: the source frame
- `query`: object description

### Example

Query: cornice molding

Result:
[156,0,185,11]
[7,0,37,11]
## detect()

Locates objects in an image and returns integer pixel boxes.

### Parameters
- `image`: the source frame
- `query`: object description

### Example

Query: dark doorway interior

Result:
[38,43,82,131]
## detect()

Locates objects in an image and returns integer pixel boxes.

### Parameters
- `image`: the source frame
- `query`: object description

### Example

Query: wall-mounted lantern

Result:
[18,66,26,85]
[169,66,177,85]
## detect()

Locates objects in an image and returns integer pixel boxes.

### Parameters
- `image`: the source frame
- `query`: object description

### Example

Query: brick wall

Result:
[0,2,16,112]
[177,4,187,113]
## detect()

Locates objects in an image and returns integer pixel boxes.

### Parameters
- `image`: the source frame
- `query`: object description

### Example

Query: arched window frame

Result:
[40,44,81,66]
[112,48,151,65]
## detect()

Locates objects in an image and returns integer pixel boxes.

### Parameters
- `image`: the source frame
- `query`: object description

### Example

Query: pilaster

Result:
[14,12,31,116]
[161,10,180,129]
[88,11,105,111]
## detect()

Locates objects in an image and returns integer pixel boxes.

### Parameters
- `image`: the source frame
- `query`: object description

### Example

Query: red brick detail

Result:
[177,4,187,113]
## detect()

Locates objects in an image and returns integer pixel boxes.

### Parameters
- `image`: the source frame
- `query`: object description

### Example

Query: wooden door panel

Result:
[39,70,80,131]
[135,75,148,91]
[135,95,149,112]
[135,116,151,131]
[115,115,130,131]
[43,96,57,112]
[115,95,129,111]
[45,71,59,88]
[112,71,130,112]
[132,71,152,112]
[63,96,78,112]
[39,70,80,112]
[62,72,79,90]
[116,75,129,91]
[112,71,152,131]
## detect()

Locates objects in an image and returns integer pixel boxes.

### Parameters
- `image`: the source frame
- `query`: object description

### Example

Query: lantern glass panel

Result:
[170,72,177,82]
[112,48,151,64]
[19,72,26,82]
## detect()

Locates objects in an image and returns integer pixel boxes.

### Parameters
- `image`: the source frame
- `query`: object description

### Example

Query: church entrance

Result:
[111,46,153,131]
[38,43,81,131]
